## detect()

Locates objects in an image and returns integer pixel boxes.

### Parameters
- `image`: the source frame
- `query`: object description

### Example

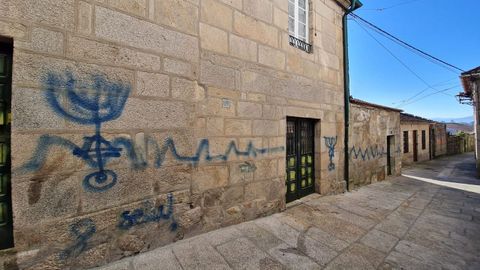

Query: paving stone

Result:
[268,243,321,270]
[324,243,385,270]
[305,227,349,252]
[394,240,467,270]
[132,248,181,270]
[236,221,284,251]
[172,239,231,270]
[296,232,338,266]
[216,237,273,270]
[360,229,399,253]
[381,251,441,270]
[254,216,301,247]
[198,226,244,247]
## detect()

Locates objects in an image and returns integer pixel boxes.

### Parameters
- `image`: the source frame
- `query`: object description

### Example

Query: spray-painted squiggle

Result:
[349,145,386,161]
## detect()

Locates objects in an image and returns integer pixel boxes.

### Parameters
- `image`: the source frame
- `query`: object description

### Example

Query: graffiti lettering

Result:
[118,193,177,231]
[324,137,337,171]
[59,218,96,260]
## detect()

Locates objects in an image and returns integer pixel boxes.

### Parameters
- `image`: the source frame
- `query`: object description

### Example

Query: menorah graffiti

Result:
[20,71,285,193]
[43,71,130,192]
[324,136,337,171]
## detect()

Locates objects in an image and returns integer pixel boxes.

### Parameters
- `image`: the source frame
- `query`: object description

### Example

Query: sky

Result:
[348,0,479,119]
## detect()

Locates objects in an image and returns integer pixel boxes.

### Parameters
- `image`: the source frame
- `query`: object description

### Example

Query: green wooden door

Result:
[286,118,315,203]
[0,40,13,250]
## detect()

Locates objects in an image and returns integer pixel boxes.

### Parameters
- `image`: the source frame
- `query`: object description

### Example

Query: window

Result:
[421,130,426,149]
[403,131,409,153]
[288,0,312,52]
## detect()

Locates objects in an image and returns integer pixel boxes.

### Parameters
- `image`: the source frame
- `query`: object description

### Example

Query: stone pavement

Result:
[93,153,480,270]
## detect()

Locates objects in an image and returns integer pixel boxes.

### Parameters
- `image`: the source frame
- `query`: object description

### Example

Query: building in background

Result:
[429,122,448,159]
[401,113,432,165]
[0,0,359,268]
[349,98,402,189]
[459,66,480,176]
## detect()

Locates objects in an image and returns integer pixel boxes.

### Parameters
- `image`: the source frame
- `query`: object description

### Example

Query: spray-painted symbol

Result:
[118,193,177,231]
[44,71,130,192]
[59,218,96,260]
[324,136,337,171]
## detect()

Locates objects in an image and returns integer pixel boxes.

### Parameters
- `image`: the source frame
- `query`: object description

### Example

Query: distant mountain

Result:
[432,116,474,124]
[446,123,474,134]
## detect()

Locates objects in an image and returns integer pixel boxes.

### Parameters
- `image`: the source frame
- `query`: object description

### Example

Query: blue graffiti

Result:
[43,71,130,192]
[118,193,177,231]
[350,145,402,161]
[20,71,285,192]
[324,137,337,171]
[59,218,96,260]
[148,138,285,168]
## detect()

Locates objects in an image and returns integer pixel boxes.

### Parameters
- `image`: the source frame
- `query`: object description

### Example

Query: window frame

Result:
[288,0,309,43]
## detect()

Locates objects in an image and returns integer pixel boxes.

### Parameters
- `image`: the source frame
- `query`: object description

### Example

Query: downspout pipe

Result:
[343,0,362,191]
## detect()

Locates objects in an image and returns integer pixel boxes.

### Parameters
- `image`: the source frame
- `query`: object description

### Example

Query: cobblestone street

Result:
[94,153,480,270]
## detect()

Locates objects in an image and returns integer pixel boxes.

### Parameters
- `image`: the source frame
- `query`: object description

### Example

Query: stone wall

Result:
[349,104,401,189]
[430,122,447,158]
[0,0,349,268]
[401,122,431,165]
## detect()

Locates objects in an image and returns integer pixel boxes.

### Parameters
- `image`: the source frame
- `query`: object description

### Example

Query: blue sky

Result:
[348,0,479,119]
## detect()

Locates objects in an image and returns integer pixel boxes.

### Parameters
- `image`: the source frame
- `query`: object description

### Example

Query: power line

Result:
[352,16,460,74]
[362,0,424,11]
[392,79,458,105]
[351,17,461,107]
[352,18,438,93]
[350,13,465,73]
[398,85,460,107]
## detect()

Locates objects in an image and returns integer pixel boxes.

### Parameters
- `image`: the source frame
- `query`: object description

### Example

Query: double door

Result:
[0,40,12,250]
[286,118,315,203]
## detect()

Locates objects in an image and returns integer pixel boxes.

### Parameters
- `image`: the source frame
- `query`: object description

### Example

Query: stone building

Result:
[349,98,402,189]
[459,66,480,176]
[401,113,432,165]
[0,0,360,268]
[429,122,447,159]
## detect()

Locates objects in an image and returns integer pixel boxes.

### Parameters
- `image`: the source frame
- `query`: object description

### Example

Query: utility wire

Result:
[352,18,437,94]
[398,85,460,107]
[362,0,423,11]
[392,79,458,105]
[352,17,460,74]
[350,13,465,73]
[352,17,460,107]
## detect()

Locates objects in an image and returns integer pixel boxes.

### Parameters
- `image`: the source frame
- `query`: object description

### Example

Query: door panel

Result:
[286,118,315,203]
[413,130,418,162]
[0,40,12,250]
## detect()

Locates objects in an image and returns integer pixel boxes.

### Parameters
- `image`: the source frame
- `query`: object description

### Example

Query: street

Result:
[94,153,480,270]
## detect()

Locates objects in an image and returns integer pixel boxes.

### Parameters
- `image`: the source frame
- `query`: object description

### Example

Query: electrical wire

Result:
[362,0,424,11]
[352,16,460,74]
[350,13,465,73]
[351,17,461,107]
[352,18,438,93]
[398,85,460,107]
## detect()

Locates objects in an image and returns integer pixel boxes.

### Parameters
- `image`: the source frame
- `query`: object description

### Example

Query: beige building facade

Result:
[460,66,480,176]
[401,113,431,166]
[349,98,402,189]
[0,0,355,268]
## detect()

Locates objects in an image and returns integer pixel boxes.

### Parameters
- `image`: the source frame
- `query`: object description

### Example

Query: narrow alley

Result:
[93,153,480,270]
